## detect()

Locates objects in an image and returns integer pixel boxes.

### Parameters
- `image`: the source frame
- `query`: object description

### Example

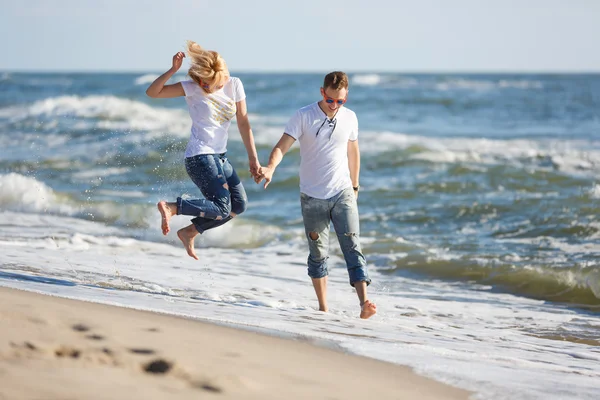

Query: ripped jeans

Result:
[177,153,248,234]
[300,187,370,286]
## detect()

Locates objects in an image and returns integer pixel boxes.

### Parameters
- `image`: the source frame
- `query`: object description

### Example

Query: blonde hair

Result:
[186,40,229,92]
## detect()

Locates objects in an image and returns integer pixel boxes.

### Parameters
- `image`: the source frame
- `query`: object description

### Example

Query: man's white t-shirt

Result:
[181,77,245,157]
[284,102,359,199]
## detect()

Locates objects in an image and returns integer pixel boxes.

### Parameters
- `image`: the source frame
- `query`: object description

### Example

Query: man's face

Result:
[320,87,348,112]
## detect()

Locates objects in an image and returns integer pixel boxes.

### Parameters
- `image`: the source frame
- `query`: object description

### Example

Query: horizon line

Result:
[2,68,600,75]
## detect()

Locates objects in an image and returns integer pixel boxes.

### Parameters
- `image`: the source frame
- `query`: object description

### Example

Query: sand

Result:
[0,286,471,400]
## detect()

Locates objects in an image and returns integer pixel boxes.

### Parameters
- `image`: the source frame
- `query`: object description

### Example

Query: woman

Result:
[146,41,260,260]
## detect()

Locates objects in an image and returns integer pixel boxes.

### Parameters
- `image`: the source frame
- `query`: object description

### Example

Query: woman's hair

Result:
[323,71,349,91]
[186,40,229,92]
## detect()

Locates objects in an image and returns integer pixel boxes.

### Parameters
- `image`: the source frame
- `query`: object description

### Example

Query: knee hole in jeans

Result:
[309,231,319,241]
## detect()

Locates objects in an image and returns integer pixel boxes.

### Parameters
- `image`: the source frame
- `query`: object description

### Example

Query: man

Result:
[256,71,377,319]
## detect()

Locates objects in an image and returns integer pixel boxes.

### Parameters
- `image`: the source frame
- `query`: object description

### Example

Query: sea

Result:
[0,71,599,399]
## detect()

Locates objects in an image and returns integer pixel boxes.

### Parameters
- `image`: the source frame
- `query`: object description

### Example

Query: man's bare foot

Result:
[157,201,174,236]
[360,300,377,319]
[177,226,199,260]
[318,306,329,313]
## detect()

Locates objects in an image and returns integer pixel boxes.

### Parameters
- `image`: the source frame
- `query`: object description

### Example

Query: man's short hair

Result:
[323,71,349,91]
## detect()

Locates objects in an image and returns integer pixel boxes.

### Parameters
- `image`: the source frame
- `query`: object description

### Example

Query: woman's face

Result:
[199,76,228,93]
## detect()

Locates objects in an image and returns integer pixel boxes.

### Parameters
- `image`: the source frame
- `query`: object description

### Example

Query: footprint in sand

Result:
[23,342,37,350]
[143,359,172,374]
[71,324,90,332]
[9,341,37,352]
[8,341,226,394]
[128,348,156,355]
[141,358,224,393]
[54,346,81,359]
[11,323,226,394]
[196,383,222,393]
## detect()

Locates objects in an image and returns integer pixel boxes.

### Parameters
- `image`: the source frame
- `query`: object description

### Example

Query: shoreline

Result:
[0,286,471,400]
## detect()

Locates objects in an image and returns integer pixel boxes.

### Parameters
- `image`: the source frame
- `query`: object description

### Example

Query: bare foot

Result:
[157,201,173,236]
[177,226,199,260]
[360,300,377,319]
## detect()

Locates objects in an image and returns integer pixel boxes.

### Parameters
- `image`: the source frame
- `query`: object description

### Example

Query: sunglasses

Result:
[199,79,224,92]
[323,94,346,105]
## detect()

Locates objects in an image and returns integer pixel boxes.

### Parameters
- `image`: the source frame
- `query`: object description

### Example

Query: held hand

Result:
[171,52,185,72]
[256,166,274,189]
[248,158,261,180]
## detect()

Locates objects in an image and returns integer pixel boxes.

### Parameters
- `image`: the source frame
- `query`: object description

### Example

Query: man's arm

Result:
[258,134,296,188]
[348,139,361,196]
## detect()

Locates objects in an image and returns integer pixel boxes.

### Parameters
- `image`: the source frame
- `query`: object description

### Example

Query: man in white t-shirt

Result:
[256,71,377,319]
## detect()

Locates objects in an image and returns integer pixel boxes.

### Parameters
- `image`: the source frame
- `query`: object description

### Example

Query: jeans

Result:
[300,187,370,287]
[177,153,248,233]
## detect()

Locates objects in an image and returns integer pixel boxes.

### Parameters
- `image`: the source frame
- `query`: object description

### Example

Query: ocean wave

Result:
[350,74,543,91]
[0,173,71,215]
[0,95,286,146]
[589,184,600,199]
[134,74,159,85]
[352,74,383,86]
[383,256,600,307]
[357,131,600,175]
[0,173,149,227]
[435,78,543,91]
[0,95,191,136]
[0,173,283,250]
[71,167,132,181]
[495,225,600,241]
[351,74,419,88]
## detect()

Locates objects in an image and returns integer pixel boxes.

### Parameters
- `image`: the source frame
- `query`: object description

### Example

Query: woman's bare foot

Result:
[157,201,174,235]
[177,225,199,260]
[360,300,377,319]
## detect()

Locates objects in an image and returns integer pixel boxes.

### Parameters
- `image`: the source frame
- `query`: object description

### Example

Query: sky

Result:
[1,0,599,73]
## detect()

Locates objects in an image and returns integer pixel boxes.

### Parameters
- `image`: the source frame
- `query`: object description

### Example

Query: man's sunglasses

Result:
[323,94,347,105]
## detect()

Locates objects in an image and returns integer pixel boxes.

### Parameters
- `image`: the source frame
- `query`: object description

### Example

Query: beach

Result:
[1,72,599,399]
[0,286,470,400]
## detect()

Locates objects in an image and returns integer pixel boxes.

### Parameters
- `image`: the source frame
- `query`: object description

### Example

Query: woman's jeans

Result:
[177,153,247,233]
[300,187,370,287]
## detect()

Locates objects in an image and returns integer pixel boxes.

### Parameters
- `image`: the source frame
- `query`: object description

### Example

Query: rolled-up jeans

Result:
[300,187,370,287]
[177,153,247,233]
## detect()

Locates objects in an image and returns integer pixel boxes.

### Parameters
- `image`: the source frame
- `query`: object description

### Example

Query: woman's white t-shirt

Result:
[284,102,359,200]
[181,77,246,157]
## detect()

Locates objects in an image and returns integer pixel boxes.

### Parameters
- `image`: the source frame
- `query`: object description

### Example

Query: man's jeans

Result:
[300,187,370,287]
[177,153,247,233]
